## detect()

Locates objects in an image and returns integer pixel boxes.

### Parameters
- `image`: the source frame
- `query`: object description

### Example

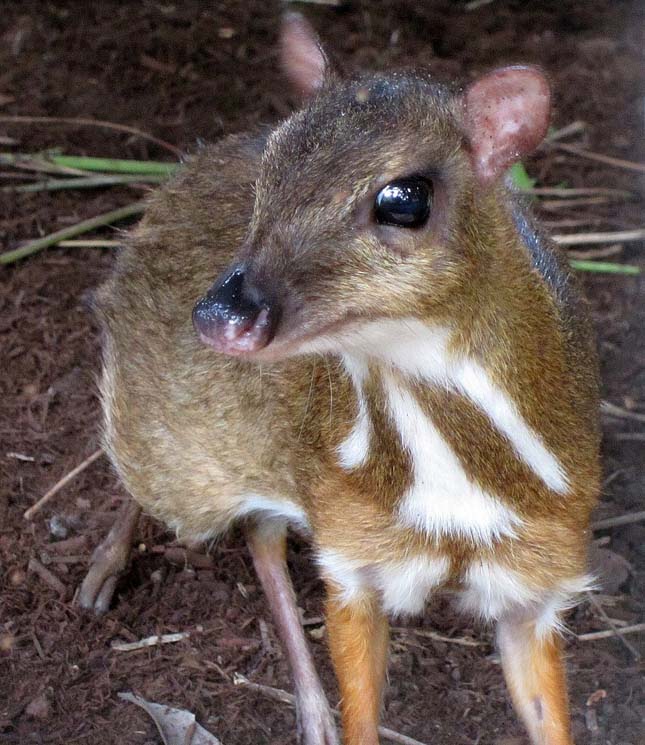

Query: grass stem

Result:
[0,202,145,265]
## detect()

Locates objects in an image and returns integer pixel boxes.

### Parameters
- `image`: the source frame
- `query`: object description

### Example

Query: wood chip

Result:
[44,534,88,554]
[27,557,67,597]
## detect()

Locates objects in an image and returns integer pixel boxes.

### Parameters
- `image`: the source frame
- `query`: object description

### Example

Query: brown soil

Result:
[1,2,643,744]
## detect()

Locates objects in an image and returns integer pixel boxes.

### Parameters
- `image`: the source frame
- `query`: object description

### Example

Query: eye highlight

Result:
[374,177,432,228]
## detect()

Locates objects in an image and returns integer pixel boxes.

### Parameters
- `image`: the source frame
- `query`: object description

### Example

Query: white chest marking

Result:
[337,355,371,470]
[461,560,539,619]
[376,554,450,615]
[317,548,449,615]
[338,319,569,495]
[385,374,521,544]
[461,561,593,636]
[452,360,568,493]
[316,549,369,606]
[235,493,310,532]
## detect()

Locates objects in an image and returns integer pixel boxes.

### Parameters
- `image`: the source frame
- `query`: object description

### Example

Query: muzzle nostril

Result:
[212,269,255,320]
[192,267,278,355]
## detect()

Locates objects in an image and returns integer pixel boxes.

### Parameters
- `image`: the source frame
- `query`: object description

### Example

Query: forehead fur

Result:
[257,73,464,211]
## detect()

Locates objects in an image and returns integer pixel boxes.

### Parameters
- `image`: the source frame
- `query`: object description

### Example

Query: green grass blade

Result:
[509,162,537,190]
[49,154,179,175]
[0,202,145,265]
[570,260,641,275]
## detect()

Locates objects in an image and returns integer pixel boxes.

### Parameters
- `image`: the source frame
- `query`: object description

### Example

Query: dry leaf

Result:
[589,546,632,594]
[586,688,607,707]
[119,692,222,745]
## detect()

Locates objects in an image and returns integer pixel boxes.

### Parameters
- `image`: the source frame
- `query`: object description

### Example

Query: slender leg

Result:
[246,521,339,745]
[497,617,574,745]
[324,584,389,745]
[78,500,141,613]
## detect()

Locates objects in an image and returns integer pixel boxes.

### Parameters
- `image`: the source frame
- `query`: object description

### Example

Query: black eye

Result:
[374,177,432,228]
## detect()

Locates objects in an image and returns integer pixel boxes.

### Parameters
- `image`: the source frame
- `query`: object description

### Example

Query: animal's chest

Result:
[335,338,568,546]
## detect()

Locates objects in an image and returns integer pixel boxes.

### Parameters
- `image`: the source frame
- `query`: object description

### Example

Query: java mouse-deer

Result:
[82,14,600,745]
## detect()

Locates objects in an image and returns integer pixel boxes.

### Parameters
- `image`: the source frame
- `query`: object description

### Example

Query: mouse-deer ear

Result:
[462,66,551,183]
[280,12,328,98]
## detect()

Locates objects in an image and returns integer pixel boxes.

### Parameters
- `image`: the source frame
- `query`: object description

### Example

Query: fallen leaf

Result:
[589,546,632,594]
[586,688,607,707]
[25,692,50,720]
[119,692,222,745]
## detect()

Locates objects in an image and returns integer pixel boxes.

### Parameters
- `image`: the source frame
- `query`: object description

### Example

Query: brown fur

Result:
[96,68,600,744]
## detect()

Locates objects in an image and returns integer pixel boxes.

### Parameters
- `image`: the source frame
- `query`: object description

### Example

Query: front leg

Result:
[497,616,574,745]
[324,583,389,745]
[78,500,141,613]
[246,521,339,745]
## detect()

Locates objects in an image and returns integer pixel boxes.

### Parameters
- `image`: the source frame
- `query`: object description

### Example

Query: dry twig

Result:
[601,401,645,424]
[553,142,645,174]
[577,622,645,642]
[541,197,613,210]
[1,202,145,264]
[0,114,182,157]
[592,511,645,530]
[568,245,623,260]
[545,121,587,142]
[111,631,191,652]
[28,557,67,597]
[526,187,633,199]
[43,535,88,554]
[552,229,645,246]
[24,449,103,520]
[151,545,215,569]
[391,626,484,647]
[233,673,431,745]
[586,592,640,660]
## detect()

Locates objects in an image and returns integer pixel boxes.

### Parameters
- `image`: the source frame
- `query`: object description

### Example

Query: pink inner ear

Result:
[280,12,327,98]
[464,66,551,183]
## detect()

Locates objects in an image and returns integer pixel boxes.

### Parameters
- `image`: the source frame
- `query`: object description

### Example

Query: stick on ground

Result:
[111,632,191,652]
[28,557,68,598]
[391,626,484,647]
[233,673,431,745]
[1,203,144,265]
[592,511,645,531]
[553,229,645,246]
[553,142,645,174]
[577,622,645,642]
[0,114,182,157]
[24,449,103,520]
[601,400,645,424]
[586,592,641,660]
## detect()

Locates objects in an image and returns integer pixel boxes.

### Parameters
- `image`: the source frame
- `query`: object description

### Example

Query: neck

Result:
[339,317,569,497]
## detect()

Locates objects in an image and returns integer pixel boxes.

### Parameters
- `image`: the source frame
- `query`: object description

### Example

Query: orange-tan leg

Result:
[497,617,574,745]
[246,522,338,745]
[325,584,389,745]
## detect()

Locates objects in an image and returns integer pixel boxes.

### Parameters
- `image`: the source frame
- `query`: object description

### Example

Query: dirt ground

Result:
[1,2,644,744]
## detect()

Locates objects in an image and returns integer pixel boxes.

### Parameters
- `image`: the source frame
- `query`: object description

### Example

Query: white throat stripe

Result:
[336,319,569,495]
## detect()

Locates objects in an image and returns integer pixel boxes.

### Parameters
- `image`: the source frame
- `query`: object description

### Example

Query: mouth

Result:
[197,314,368,363]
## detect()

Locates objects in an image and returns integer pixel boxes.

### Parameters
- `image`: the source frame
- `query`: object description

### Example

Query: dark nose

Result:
[192,268,278,355]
